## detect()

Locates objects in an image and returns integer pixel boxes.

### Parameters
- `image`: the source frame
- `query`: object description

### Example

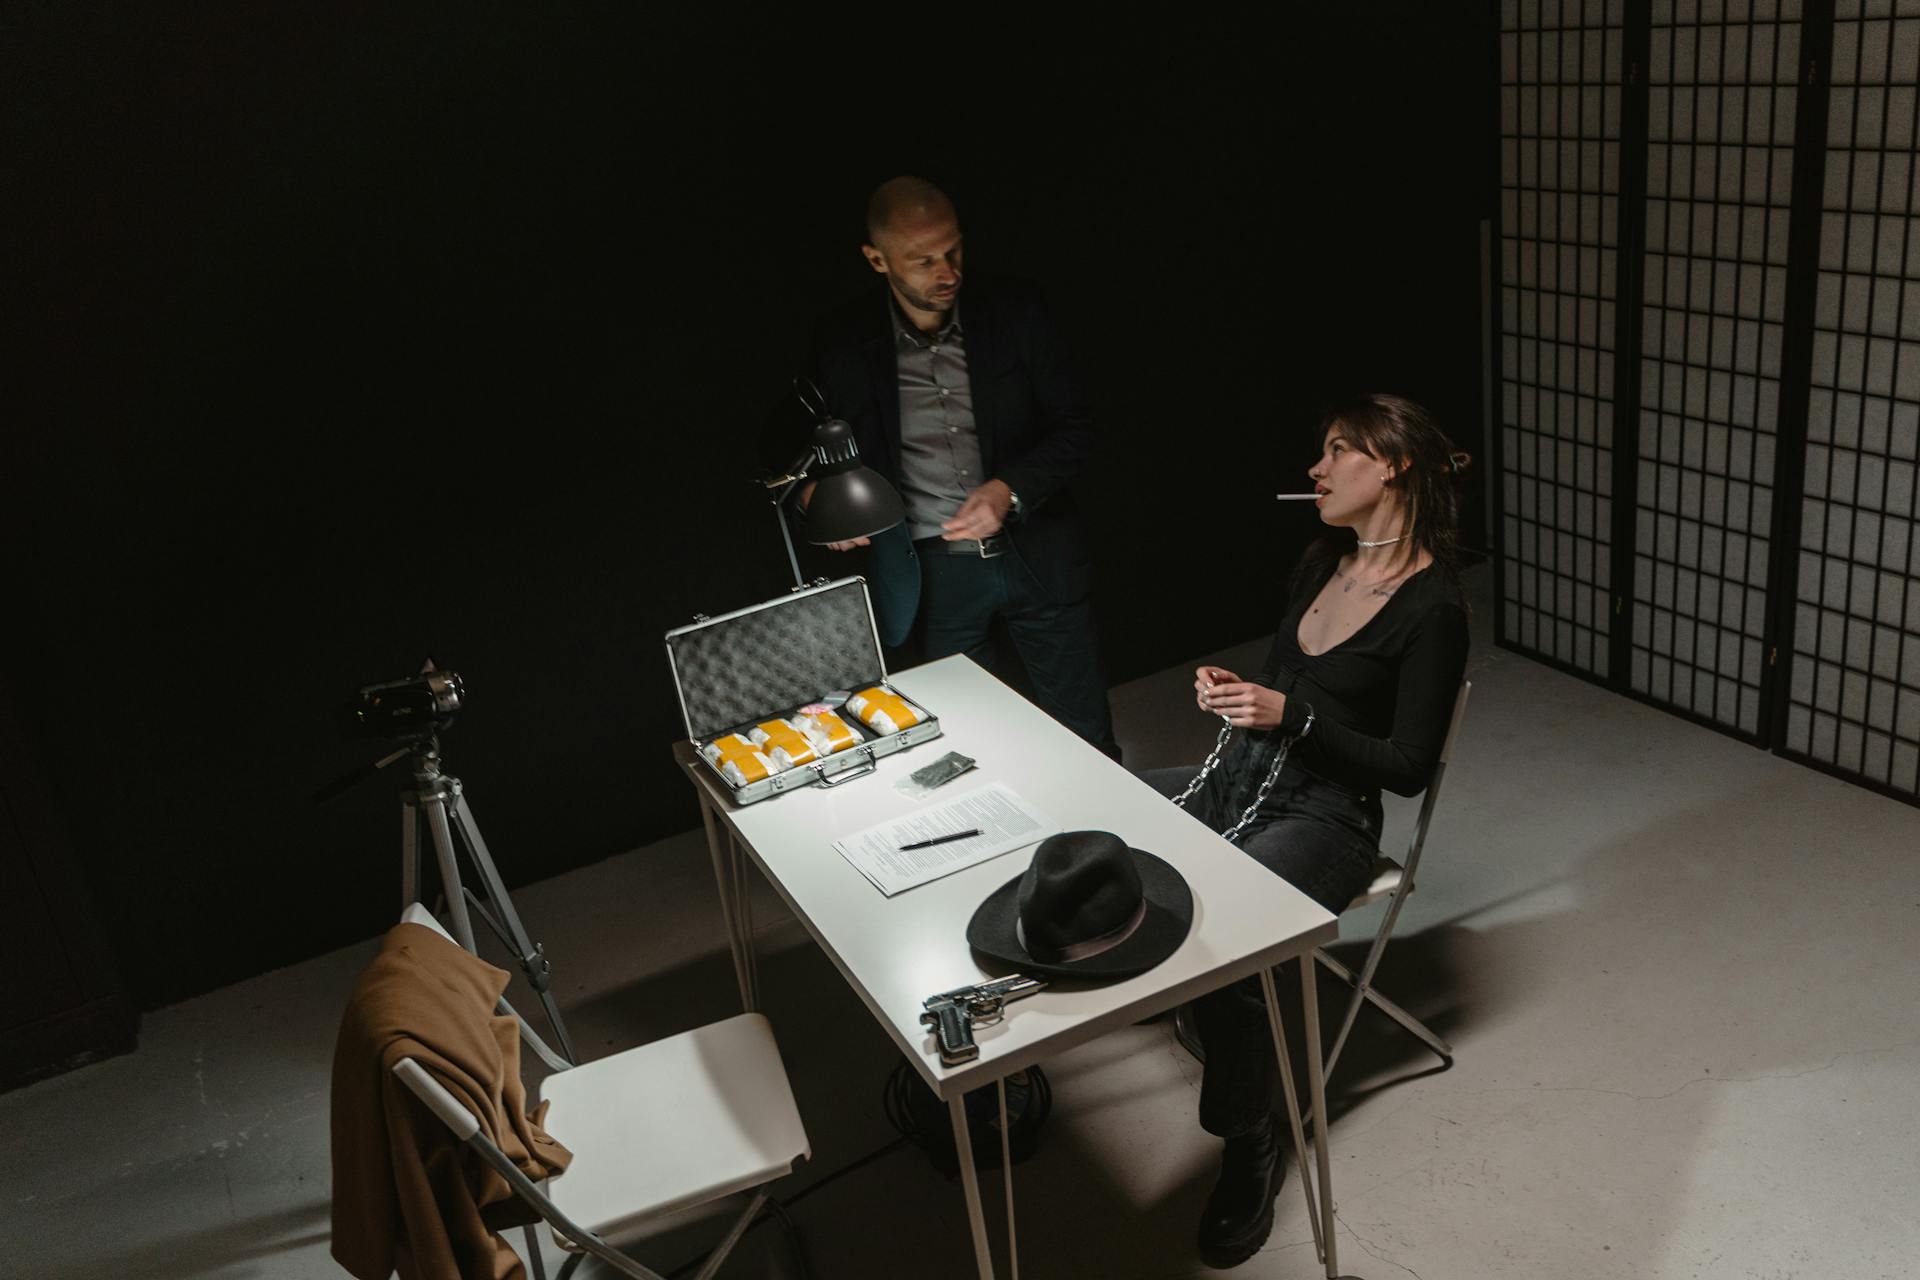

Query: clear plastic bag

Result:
[894,749,977,800]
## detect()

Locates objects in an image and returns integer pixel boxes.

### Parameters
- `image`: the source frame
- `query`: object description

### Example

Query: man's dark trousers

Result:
[916,541,1118,758]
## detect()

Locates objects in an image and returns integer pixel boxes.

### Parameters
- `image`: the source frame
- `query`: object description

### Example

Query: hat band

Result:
[1016,898,1148,964]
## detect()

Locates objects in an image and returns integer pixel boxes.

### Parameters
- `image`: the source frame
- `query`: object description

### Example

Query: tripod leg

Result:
[446,791,578,1066]
[402,801,423,914]
[421,794,478,950]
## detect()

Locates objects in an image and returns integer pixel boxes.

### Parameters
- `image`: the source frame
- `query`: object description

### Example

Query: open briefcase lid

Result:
[664,576,890,743]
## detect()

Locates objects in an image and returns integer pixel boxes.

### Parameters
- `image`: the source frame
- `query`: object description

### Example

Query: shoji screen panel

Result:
[1785,2,1920,796]
[1629,2,1804,737]
[1498,0,1627,677]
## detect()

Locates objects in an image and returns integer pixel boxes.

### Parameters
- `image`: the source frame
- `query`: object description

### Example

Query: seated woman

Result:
[1141,392,1470,1269]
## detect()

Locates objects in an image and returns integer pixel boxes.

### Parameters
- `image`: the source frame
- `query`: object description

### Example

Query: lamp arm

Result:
[769,448,814,590]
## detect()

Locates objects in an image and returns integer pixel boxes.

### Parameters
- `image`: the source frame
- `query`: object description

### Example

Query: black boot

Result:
[1197,1112,1284,1269]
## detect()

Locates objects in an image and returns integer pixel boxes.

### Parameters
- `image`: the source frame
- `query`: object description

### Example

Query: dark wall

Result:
[4,5,1494,1007]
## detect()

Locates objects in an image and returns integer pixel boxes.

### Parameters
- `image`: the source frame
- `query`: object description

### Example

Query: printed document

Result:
[833,781,1056,896]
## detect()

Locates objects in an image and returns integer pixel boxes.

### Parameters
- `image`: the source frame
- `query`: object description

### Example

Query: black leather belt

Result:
[915,533,1011,558]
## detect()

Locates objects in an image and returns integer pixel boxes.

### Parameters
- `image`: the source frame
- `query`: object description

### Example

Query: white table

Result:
[673,655,1345,1278]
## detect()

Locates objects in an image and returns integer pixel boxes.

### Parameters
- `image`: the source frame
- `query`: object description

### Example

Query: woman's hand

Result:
[1204,680,1288,730]
[1194,666,1242,717]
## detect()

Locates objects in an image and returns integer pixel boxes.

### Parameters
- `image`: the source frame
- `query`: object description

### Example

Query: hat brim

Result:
[966,846,1193,980]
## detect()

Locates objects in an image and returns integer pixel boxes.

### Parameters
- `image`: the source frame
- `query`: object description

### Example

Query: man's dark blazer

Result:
[798,274,1096,647]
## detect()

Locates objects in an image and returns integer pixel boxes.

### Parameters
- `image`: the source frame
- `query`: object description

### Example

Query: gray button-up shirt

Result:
[890,296,983,540]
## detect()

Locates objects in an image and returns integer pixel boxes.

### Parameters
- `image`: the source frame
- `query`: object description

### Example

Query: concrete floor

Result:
[5,566,1918,1280]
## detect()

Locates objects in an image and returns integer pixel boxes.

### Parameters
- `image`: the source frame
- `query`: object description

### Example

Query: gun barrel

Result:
[922,973,1048,1011]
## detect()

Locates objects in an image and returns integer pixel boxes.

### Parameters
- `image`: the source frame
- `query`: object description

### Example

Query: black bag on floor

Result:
[883,1060,1052,1177]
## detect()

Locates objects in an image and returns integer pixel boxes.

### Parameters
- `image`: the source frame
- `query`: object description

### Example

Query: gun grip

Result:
[931,1001,978,1064]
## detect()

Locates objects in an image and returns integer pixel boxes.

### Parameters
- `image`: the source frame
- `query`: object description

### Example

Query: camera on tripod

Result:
[347,668,464,742]
[316,659,578,1066]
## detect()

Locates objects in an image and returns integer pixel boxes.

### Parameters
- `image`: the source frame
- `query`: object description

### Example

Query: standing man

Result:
[800,176,1117,757]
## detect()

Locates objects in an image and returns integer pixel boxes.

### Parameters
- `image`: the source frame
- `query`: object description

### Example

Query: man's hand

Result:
[941,478,1013,541]
[797,480,871,551]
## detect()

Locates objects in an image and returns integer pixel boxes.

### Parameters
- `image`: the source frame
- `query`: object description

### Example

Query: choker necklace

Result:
[1355,533,1409,549]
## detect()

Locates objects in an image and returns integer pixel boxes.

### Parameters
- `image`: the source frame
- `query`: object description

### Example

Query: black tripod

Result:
[395,736,578,1067]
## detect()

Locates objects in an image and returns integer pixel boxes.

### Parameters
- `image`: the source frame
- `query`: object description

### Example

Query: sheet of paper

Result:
[833,781,1057,897]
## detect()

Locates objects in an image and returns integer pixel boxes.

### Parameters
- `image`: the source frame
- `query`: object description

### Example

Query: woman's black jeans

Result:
[1140,740,1382,1139]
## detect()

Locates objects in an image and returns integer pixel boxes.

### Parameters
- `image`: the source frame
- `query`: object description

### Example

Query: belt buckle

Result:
[977,534,1008,559]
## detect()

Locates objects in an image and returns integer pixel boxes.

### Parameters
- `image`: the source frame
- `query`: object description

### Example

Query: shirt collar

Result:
[888,291,963,349]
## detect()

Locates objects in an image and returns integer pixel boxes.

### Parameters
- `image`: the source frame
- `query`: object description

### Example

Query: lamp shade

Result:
[801,419,905,544]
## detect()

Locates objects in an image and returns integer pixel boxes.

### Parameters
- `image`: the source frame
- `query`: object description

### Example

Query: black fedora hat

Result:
[966,831,1193,979]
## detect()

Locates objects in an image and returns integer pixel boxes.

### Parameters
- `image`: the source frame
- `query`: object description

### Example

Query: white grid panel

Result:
[1499,0,1626,677]
[1629,1,1804,735]
[1788,0,1920,795]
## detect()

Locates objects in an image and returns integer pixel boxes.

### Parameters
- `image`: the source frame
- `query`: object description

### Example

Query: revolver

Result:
[920,974,1049,1066]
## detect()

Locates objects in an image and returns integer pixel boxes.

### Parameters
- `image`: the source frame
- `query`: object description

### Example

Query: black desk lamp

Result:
[763,415,905,589]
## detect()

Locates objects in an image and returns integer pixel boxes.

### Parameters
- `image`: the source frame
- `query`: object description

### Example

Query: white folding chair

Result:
[1311,679,1471,1081]
[1173,681,1471,1085]
[392,905,812,1280]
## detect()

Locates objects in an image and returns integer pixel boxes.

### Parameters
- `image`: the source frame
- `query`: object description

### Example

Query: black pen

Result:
[898,828,983,851]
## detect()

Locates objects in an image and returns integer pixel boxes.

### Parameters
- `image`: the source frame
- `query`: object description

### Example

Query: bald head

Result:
[865,176,956,248]
[860,176,964,328]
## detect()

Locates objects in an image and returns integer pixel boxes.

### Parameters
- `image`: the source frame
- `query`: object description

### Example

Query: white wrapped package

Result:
[847,687,920,736]
[794,705,859,755]
[702,733,778,787]
[750,719,818,769]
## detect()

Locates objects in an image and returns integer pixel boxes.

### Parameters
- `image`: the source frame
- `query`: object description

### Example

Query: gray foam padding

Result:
[668,580,886,741]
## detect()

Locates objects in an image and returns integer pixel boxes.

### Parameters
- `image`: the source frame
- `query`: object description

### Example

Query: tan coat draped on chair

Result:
[331,922,573,1280]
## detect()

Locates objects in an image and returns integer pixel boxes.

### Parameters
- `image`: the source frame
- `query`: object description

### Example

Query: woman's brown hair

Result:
[1292,393,1470,597]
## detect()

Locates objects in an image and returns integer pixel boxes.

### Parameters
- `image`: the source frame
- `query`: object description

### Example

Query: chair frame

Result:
[1173,681,1471,1087]
[393,1058,772,1280]
[1312,679,1471,1081]
[388,905,798,1280]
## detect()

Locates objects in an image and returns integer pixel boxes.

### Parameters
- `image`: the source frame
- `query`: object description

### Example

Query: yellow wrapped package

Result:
[751,719,817,768]
[847,687,920,735]
[795,706,859,755]
[701,733,777,787]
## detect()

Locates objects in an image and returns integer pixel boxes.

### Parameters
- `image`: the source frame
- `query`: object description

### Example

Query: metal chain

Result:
[1172,710,1314,845]
[1169,716,1234,807]
[1218,734,1296,843]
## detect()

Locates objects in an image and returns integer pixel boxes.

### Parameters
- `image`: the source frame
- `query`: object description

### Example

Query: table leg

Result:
[947,1093,996,1280]
[997,1078,1019,1280]
[729,827,759,1010]
[696,789,755,1013]
[1299,954,1339,1279]
[1260,967,1325,1264]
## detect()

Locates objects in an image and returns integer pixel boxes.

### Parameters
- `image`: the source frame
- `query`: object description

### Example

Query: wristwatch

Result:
[1006,489,1023,521]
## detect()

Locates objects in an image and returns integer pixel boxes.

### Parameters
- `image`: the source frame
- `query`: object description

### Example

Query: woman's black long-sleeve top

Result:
[1256,556,1471,798]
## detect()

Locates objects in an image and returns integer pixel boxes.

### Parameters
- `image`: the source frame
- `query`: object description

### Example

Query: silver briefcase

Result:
[665,576,943,805]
